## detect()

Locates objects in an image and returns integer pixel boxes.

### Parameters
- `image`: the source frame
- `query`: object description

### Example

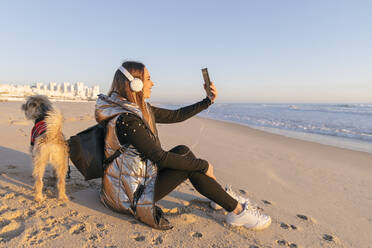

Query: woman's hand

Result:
[205,162,217,180]
[204,82,218,103]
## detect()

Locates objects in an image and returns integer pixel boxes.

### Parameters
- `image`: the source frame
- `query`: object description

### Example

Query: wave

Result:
[289,105,298,109]
[198,105,372,143]
[160,102,372,143]
[283,104,372,116]
[334,104,354,108]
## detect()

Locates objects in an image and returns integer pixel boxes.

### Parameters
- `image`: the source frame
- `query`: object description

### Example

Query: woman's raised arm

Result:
[149,97,212,124]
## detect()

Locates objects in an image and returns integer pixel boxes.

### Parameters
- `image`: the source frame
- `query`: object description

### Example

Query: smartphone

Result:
[201,68,212,98]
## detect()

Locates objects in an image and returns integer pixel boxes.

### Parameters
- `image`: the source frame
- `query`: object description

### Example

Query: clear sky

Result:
[1,0,371,103]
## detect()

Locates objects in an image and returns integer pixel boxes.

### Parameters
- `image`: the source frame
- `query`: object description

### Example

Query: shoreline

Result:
[197,115,372,155]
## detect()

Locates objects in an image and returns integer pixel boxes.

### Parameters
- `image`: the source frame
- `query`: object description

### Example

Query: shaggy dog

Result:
[21,95,69,202]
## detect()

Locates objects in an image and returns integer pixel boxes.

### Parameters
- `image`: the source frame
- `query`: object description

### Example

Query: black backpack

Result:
[68,123,125,180]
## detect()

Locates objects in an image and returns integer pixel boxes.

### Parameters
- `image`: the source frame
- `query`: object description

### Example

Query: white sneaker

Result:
[226,202,271,230]
[210,185,251,210]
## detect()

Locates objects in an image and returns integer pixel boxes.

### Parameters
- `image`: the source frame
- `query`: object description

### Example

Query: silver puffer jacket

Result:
[95,93,171,230]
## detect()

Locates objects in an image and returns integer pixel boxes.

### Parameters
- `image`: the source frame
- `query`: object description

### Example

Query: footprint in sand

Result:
[296,214,308,221]
[88,234,98,241]
[276,239,298,248]
[151,236,163,245]
[42,226,52,232]
[130,232,146,242]
[41,216,56,226]
[323,234,334,242]
[239,189,247,195]
[7,165,17,169]
[30,239,43,246]
[0,209,25,242]
[0,206,10,215]
[262,200,272,205]
[0,220,25,241]
[34,205,46,211]
[1,192,16,199]
[280,222,297,230]
[24,228,50,245]
[94,222,109,237]
[69,210,79,217]
[280,222,289,229]
[69,223,86,234]
[276,239,288,246]
[135,236,145,241]
[191,232,203,238]
[256,206,264,211]
[181,214,197,224]
[48,233,59,240]
[290,224,297,230]
[0,210,22,220]
[25,229,39,242]
[96,223,105,229]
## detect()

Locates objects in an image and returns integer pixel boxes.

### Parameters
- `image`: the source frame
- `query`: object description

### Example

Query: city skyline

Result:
[0,82,100,101]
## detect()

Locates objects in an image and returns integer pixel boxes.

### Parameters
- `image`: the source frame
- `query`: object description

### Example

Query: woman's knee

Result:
[170,145,191,156]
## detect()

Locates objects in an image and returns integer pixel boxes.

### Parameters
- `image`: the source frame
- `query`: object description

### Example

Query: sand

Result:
[0,101,371,247]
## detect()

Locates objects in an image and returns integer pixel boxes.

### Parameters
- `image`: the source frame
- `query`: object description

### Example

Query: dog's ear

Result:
[21,103,27,111]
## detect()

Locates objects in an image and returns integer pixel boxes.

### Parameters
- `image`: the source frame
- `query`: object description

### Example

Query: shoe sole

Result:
[228,217,271,231]
[248,217,271,231]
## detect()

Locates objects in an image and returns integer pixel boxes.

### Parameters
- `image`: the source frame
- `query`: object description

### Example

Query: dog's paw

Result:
[34,195,45,202]
[58,194,69,202]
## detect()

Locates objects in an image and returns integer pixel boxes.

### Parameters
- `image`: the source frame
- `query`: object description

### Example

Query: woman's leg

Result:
[154,145,238,212]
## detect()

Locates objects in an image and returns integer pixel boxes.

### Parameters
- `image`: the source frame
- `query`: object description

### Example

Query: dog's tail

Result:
[45,109,64,140]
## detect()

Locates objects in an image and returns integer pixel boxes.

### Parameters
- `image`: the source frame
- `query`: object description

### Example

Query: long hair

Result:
[108,61,155,133]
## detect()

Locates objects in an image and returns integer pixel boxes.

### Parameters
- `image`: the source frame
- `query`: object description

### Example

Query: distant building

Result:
[0,82,100,101]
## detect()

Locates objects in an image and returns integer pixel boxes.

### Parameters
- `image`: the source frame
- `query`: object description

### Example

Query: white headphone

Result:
[118,66,144,92]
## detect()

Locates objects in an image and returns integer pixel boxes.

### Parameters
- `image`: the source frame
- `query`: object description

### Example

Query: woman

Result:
[95,61,271,230]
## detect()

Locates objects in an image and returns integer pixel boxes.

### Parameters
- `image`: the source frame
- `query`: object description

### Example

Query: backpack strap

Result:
[102,144,130,171]
[101,112,135,170]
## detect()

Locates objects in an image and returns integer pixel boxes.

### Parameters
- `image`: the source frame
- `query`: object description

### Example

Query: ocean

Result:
[158,102,372,154]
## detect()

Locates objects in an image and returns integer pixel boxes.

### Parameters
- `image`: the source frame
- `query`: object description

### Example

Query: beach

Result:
[0,101,371,247]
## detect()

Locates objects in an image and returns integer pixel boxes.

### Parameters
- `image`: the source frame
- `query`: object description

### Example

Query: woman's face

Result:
[143,67,154,99]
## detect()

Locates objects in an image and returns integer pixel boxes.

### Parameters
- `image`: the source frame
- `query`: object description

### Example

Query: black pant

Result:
[154,145,238,212]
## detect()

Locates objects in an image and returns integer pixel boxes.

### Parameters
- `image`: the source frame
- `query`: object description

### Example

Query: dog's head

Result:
[21,95,53,120]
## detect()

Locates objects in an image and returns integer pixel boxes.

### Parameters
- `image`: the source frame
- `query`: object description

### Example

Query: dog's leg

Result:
[53,147,69,202]
[32,149,48,202]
